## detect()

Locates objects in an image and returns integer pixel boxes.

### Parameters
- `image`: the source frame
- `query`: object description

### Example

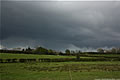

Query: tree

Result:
[65,49,70,55]
[71,50,75,54]
[26,47,32,52]
[22,49,25,52]
[97,48,104,53]
[76,50,81,60]
[48,49,53,54]
[111,48,117,53]
[35,47,48,54]
[117,48,120,53]
[78,50,81,54]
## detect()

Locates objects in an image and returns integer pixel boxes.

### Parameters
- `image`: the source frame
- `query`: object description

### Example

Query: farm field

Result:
[0,53,120,80]
[0,53,75,59]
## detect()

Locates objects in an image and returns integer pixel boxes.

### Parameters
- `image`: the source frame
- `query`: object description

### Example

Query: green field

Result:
[0,53,75,59]
[0,53,120,80]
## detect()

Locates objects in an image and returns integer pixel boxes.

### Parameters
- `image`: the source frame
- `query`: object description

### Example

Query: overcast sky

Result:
[1,1,120,51]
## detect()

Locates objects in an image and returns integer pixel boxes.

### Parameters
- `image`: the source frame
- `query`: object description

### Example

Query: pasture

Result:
[0,53,120,80]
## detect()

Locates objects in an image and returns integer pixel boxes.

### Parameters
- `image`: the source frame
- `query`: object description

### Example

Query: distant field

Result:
[0,53,120,62]
[0,53,75,59]
[1,53,120,59]
[0,53,120,80]
[81,53,120,57]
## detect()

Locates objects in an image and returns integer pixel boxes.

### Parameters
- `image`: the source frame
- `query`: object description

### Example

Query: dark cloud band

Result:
[1,1,120,51]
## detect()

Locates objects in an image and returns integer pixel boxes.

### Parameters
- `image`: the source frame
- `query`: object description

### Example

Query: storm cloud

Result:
[1,1,120,51]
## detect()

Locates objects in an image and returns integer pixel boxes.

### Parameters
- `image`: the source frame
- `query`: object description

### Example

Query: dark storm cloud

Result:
[1,1,120,51]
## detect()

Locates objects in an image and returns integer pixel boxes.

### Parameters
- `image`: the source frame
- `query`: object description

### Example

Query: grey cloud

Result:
[1,1,120,51]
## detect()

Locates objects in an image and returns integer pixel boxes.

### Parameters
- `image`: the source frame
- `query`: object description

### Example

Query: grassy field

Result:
[0,53,75,59]
[1,53,120,59]
[0,53,120,80]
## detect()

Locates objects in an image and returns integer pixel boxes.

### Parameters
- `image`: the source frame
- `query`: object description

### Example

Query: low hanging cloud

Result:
[1,1,120,51]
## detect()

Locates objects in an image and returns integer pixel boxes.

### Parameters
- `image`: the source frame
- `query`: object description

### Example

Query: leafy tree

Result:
[97,48,104,53]
[48,49,53,54]
[35,47,48,54]
[22,49,25,52]
[76,50,81,60]
[26,47,32,52]
[111,48,117,53]
[65,49,70,55]
[71,50,75,54]
[78,50,81,54]
[117,48,120,53]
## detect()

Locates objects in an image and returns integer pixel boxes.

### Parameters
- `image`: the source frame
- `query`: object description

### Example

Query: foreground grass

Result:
[0,62,120,80]
[0,53,120,80]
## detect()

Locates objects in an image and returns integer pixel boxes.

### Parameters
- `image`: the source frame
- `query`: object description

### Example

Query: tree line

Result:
[1,46,120,55]
[97,48,120,54]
